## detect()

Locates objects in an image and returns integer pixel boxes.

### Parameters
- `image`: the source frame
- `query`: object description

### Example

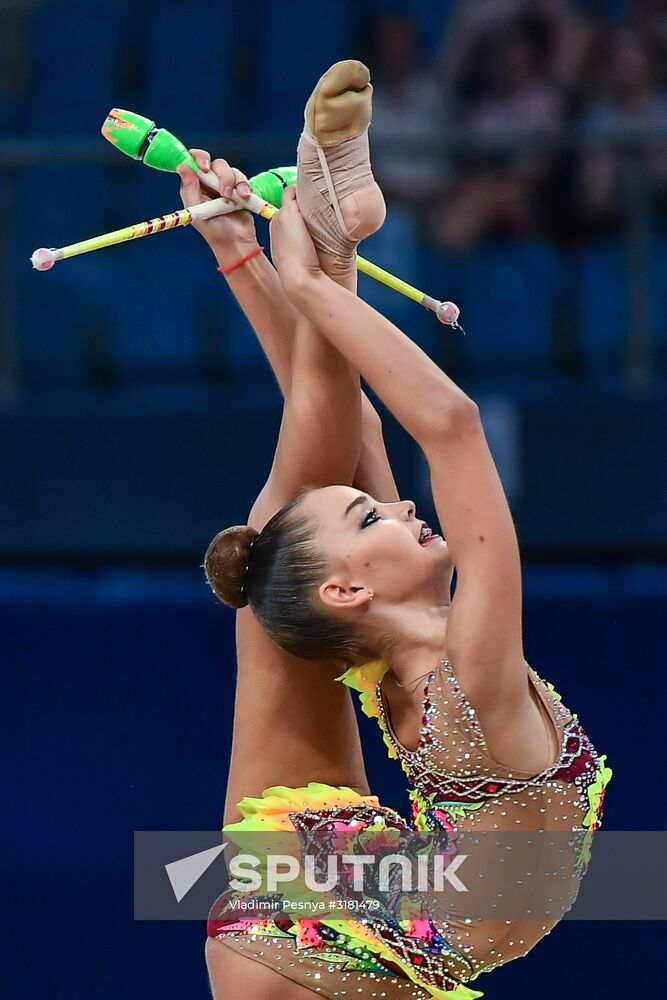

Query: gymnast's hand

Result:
[177,150,260,267]
[269,187,322,298]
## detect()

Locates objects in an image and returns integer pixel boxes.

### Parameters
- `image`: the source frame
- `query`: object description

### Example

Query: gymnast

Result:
[183,62,611,999]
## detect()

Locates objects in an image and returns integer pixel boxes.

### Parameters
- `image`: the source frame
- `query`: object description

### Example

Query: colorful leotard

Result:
[207,659,611,998]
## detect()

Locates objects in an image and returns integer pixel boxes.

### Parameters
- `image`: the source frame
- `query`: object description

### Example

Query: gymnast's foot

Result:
[297,60,386,272]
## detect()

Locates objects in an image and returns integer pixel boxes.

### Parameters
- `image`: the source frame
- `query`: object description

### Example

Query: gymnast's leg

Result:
[176,62,395,828]
[205,938,317,1000]
[179,63,402,997]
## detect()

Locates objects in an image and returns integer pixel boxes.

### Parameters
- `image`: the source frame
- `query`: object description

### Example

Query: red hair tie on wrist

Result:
[217,246,264,274]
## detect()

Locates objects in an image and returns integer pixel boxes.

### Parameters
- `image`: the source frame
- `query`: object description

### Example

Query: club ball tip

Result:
[31,248,56,271]
[436,301,460,325]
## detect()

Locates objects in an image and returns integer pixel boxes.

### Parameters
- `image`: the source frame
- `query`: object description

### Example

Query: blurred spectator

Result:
[577,26,667,234]
[631,0,667,88]
[361,10,449,209]
[438,0,589,100]
[457,17,565,134]
[433,9,574,252]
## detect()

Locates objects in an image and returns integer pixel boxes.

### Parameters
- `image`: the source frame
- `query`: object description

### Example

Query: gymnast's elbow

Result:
[281,264,323,307]
[419,390,480,445]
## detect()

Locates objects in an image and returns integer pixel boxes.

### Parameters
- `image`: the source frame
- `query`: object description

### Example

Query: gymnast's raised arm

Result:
[270,188,524,711]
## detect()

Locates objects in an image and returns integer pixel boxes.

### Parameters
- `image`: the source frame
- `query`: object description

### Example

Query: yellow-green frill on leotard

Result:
[208,781,483,999]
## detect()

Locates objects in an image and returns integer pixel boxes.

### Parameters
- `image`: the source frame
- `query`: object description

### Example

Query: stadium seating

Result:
[455,240,566,379]
[368,0,456,56]
[140,0,236,134]
[358,206,436,356]
[18,163,122,384]
[575,237,667,380]
[8,0,667,393]
[251,0,358,130]
[22,0,132,135]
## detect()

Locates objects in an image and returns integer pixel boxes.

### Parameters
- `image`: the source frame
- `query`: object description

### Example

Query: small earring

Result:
[368,591,374,602]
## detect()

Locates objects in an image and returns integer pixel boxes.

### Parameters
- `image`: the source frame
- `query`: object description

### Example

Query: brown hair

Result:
[204,489,369,662]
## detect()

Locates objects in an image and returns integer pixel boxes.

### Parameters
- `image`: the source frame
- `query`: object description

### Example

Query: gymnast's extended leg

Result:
[177,70,401,996]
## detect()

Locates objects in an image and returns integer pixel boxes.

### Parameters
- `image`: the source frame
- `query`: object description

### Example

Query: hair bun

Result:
[204,525,259,609]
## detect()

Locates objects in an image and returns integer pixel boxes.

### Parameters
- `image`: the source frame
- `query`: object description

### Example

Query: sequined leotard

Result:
[208,658,611,999]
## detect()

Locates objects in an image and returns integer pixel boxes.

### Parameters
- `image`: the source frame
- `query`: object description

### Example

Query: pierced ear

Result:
[319,579,373,612]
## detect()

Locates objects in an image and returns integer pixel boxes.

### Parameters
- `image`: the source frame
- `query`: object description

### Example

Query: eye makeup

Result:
[361,507,380,529]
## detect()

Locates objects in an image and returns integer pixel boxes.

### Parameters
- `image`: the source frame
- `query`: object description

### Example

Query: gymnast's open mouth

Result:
[419,522,440,545]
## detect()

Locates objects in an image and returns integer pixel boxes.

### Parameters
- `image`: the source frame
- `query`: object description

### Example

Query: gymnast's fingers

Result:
[281,186,298,208]
[177,163,204,209]
[189,148,212,173]
[230,167,252,201]
[211,158,238,201]
[269,185,319,279]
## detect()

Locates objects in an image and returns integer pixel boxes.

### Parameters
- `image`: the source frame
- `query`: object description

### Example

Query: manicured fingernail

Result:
[223,186,233,199]
[203,157,211,169]
[239,184,251,197]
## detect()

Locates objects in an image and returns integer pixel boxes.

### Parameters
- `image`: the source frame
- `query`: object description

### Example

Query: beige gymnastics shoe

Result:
[297,60,386,262]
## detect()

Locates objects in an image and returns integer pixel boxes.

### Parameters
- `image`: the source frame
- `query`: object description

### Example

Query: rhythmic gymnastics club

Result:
[30,111,460,328]
[100,110,460,327]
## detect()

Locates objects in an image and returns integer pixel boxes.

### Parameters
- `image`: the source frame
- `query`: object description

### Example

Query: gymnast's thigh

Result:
[205,936,316,1000]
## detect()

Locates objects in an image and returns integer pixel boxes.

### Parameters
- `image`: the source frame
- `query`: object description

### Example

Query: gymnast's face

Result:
[299,485,453,614]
